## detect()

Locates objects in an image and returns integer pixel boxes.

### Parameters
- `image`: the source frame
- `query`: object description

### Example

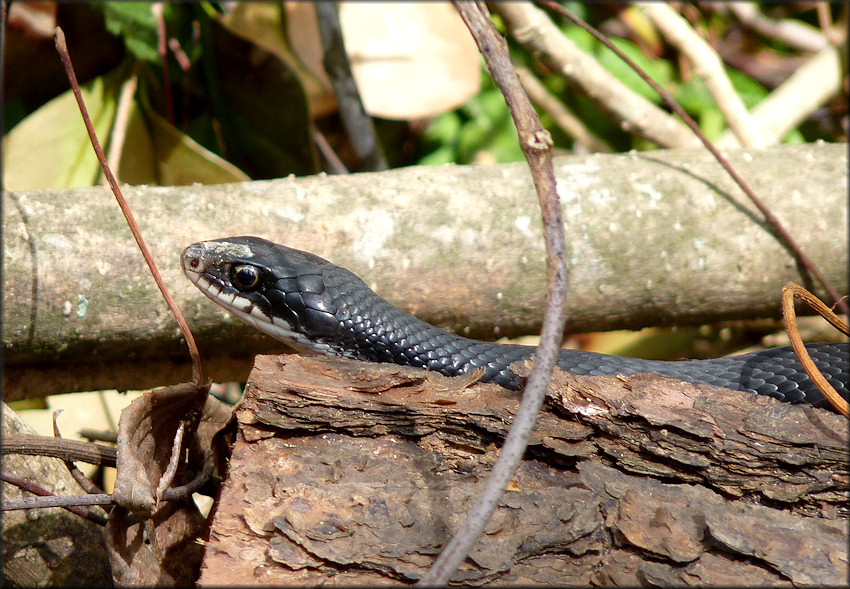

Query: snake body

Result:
[182,236,848,409]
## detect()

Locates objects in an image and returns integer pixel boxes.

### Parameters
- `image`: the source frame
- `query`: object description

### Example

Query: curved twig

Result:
[725,3,827,53]
[417,2,568,584]
[54,26,206,388]
[638,2,763,148]
[1,434,117,467]
[491,2,699,149]
[515,66,612,152]
[0,473,110,525]
[53,410,106,496]
[782,282,849,417]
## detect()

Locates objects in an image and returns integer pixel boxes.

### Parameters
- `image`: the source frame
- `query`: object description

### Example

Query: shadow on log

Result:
[199,354,848,586]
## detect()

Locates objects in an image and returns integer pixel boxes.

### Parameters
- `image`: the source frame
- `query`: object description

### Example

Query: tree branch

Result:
[639,2,763,148]
[3,144,847,398]
[491,1,700,148]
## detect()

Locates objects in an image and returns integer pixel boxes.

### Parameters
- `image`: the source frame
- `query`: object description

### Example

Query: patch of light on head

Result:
[202,240,255,258]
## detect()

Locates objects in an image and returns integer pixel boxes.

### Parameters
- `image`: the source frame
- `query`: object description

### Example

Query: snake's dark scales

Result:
[182,237,849,410]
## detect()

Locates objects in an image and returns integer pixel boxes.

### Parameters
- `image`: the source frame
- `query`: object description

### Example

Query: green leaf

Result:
[561,27,671,103]
[118,90,250,186]
[196,18,317,179]
[675,78,714,115]
[103,2,160,63]
[726,68,768,109]
[3,62,131,190]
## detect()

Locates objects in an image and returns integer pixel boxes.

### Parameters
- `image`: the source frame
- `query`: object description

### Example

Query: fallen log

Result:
[198,354,848,586]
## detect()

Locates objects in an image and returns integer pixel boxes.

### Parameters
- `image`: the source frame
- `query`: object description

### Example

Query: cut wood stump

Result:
[198,354,848,586]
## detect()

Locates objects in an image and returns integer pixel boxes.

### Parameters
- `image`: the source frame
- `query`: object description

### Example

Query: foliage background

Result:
[4,2,846,191]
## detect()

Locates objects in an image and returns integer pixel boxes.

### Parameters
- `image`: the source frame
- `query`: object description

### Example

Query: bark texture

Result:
[198,354,848,586]
[1,405,113,587]
[3,143,847,398]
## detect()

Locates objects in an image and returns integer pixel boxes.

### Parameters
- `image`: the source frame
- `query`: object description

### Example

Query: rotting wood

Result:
[198,354,848,586]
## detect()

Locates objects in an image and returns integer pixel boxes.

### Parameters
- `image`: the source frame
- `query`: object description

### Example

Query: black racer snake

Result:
[182,236,849,410]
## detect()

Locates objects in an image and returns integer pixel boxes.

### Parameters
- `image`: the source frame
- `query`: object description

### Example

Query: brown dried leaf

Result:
[112,382,205,513]
[286,2,481,120]
[107,383,230,586]
[105,501,206,586]
[340,2,480,119]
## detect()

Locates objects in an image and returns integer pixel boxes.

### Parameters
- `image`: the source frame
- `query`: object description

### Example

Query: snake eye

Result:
[231,264,261,290]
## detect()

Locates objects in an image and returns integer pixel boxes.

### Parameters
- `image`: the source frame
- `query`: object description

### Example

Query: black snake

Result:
[182,236,848,409]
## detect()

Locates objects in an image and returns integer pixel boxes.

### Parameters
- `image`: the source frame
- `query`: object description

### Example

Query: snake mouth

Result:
[181,241,336,357]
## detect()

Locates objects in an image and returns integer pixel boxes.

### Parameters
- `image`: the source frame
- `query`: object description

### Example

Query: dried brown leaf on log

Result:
[106,382,231,584]
[105,500,206,586]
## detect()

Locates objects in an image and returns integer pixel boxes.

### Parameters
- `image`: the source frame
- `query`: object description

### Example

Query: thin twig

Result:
[167,36,192,131]
[724,3,827,53]
[537,2,848,318]
[53,410,105,496]
[103,70,138,186]
[152,3,174,124]
[53,26,206,386]
[161,461,214,501]
[314,2,387,172]
[490,2,700,149]
[720,44,844,147]
[2,434,117,467]
[639,2,764,148]
[782,283,849,417]
[418,2,568,584]
[79,429,119,444]
[515,66,612,152]
[1,473,110,524]
[815,3,838,45]
[313,127,349,174]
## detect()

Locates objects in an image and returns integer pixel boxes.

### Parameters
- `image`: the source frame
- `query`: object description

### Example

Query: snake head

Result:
[181,236,343,353]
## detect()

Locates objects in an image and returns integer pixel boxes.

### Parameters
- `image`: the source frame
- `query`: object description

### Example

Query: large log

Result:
[3,143,846,398]
[198,354,848,585]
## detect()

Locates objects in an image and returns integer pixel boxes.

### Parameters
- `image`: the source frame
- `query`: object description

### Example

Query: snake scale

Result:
[182,236,848,410]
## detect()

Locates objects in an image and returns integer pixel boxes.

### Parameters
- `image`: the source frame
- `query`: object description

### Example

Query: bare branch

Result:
[2,434,117,467]
[1,490,114,512]
[418,2,567,583]
[1,472,110,524]
[719,44,844,147]
[491,2,700,148]
[53,410,106,495]
[639,2,764,148]
[724,3,828,52]
[54,26,205,388]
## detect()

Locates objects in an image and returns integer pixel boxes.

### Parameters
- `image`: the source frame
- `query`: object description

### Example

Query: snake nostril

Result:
[189,258,199,269]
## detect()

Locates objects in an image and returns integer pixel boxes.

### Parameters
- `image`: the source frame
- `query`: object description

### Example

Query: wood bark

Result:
[3,143,847,398]
[199,354,848,586]
[1,404,113,587]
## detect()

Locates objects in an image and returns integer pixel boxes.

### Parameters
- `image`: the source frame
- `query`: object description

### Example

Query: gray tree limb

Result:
[3,143,847,398]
